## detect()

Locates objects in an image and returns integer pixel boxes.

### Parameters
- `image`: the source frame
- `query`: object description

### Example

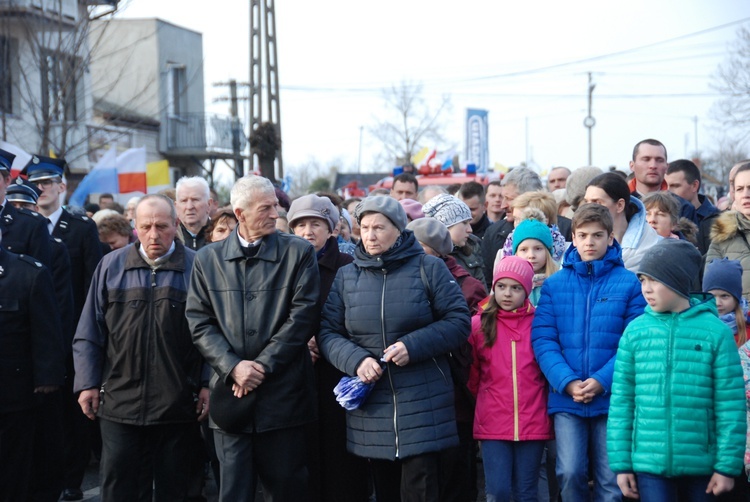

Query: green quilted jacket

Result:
[607,295,746,477]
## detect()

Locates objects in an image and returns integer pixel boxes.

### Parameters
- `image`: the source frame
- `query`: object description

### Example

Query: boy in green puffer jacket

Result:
[607,239,746,501]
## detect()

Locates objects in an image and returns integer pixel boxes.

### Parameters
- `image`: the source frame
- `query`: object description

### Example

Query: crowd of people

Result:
[3,137,750,502]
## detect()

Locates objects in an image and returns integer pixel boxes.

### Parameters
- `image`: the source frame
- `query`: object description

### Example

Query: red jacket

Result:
[468,301,553,441]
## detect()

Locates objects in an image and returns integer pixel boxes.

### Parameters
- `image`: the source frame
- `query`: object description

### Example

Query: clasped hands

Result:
[356,342,409,384]
[565,378,603,404]
[230,360,266,398]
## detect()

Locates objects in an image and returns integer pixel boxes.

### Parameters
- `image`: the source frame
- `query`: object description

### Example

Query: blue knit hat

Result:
[512,219,553,255]
[703,258,743,303]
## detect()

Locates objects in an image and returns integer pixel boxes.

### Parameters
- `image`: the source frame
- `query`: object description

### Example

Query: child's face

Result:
[448,220,473,247]
[639,275,687,313]
[494,278,527,312]
[645,206,674,239]
[572,222,613,262]
[709,289,738,316]
[516,238,548,273]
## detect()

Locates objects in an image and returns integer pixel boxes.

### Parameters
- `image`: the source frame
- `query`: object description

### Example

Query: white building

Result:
[89,17,238,180]
[0,0,115,172]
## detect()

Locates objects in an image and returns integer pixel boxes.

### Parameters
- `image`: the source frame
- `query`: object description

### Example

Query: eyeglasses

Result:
[32,179,59,189]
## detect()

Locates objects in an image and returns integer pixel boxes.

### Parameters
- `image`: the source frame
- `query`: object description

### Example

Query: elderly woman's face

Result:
[292,216,331,252]
[360,213,400,255]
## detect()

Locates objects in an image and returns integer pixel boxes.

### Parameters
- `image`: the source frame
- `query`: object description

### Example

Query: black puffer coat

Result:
[319,231,470,460]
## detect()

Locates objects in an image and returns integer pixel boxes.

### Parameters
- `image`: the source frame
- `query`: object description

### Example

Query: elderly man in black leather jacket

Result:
[187,175,320,502]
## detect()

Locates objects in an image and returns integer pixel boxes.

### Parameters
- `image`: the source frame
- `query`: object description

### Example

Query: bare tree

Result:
[286,157,324,198]
[369,81,451,167]
[0,1,146,164]
[700,138,749,188]
[711,25,750,145]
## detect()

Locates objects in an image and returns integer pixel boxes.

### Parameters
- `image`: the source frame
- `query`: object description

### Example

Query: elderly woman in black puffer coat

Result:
[319,196,471,502]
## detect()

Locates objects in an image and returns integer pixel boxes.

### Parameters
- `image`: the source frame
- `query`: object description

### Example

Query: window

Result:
[41,50,78,122]
[167,65,187,117]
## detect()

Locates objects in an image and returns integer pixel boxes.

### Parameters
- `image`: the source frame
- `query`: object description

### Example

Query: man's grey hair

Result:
[231,176,276,211]
[136,194,177,222]
[175,176,210,201]
[502,167,543,194]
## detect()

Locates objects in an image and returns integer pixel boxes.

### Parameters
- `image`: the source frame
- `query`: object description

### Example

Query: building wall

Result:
[0,2,96,171]
[89,18,160,120]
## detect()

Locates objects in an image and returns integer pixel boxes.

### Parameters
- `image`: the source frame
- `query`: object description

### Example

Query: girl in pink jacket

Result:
[468,256,553,502]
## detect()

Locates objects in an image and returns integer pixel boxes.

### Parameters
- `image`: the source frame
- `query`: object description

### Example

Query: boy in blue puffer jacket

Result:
[532,204,646,502]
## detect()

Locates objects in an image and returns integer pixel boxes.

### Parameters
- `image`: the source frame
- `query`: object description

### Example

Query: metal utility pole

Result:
[584,72,597,166]
[249,0,283,179]
[214,79,249,180]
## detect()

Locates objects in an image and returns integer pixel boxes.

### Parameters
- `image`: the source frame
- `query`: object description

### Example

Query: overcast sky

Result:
[118,0,750,180]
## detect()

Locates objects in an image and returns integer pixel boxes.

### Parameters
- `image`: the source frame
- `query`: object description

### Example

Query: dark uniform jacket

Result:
[187,230,320,433]
[73,241,202,425]
[0,248,65,413]
[0,203,51,268]
[52,208,102,325]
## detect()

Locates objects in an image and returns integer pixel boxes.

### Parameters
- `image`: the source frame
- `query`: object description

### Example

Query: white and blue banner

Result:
[465,109,489,174]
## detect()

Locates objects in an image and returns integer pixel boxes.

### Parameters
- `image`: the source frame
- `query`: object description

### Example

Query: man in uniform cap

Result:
[7,176,75,500]
[0,228,65,499]
[0,149,52,268]
[24,154,103,501]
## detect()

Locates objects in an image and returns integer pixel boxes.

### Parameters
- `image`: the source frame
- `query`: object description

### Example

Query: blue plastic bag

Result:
[333,375,376,410]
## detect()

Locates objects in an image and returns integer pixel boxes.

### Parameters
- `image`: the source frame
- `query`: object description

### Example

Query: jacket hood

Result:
[563,239,624,277]
[354,229,424,270]
[711,210,750,244]
[622,196,649,250]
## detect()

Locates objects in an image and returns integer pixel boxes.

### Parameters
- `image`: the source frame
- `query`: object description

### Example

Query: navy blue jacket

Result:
[531,241,646,417]
[73,242,202,425]
[0,248,65,413]
[319,231,470,460]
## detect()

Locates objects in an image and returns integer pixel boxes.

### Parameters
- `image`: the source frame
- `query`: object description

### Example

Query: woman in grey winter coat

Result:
[318,196,470,502]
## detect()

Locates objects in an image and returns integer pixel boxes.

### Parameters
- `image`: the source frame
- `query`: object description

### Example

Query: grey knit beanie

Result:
[637,239,701,299]
[565,166,603,208]
[354,196,407,232]
[407,218,453,256]
[422,194,471,228]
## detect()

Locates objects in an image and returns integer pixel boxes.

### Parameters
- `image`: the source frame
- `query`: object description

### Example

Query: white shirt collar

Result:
[47,206,64,233]
[237,230,262,248]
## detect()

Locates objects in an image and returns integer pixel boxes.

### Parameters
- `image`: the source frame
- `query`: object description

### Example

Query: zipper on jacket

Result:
[666,314,674,472]
[139,268,157,424]
[380,271,400,459]
[512,340,519,441]
[433,357,448,384]
[583,262,593,416]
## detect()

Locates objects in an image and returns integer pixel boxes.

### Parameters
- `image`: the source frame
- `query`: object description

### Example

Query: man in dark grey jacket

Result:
[73,194,205,502]
[187,175,320,501]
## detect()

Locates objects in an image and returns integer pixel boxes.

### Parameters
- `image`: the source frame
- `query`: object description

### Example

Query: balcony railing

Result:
[165,112,246,156]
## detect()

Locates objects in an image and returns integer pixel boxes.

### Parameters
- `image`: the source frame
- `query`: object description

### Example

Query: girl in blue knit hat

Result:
[703,258,749,347]
[506,211,559,306]
[705,258,750,496]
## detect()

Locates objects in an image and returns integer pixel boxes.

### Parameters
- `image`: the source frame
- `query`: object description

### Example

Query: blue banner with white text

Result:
[465,109,489,174]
